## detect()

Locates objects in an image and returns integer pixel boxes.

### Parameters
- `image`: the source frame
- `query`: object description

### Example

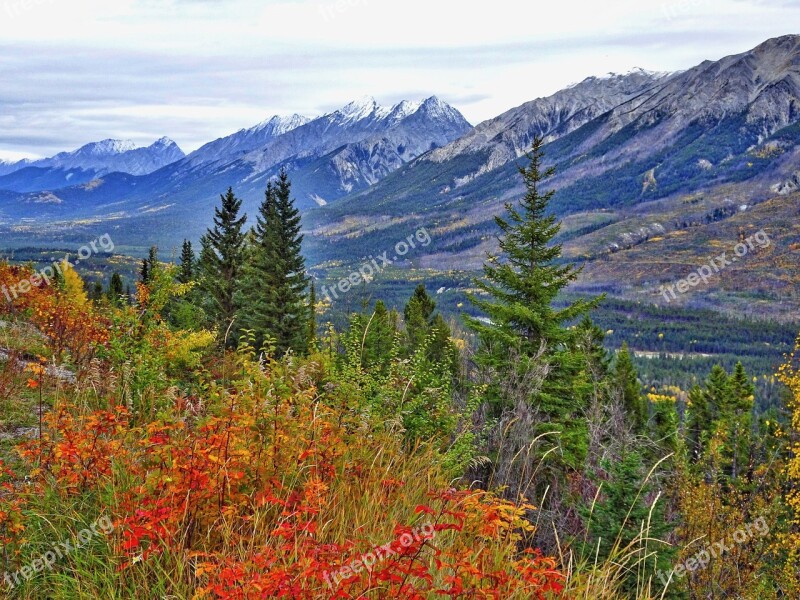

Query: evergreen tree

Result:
[614,342,647,432]
[236,183,279,351]
[237,170,308,356]
[178,240,196,284]
[107,272,124,306]
[704,364,731,419]
[347,300,396,374]
[686,383,711,462]
[722,362,755,480]
[139,258,149,284]
[580,451,673,595]
[271,168,309,355]
[140,246,159,284]
[427,313,457,373]
[90,281,103,303]
[404,284,436,351]
[465,137,601,469]
[572,317,611,419]
[198,187,247,342]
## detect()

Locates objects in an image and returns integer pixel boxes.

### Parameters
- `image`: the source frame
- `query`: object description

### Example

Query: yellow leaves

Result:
[777,332,800,591]
[161,329,215,369]
[647,393,676,404]
[60,260,89,308]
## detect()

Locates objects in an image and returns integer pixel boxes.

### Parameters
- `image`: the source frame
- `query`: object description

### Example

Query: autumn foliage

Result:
[0,261,564,599]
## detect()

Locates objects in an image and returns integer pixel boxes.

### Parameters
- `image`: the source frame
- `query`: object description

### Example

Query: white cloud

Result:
[0,0,796,157]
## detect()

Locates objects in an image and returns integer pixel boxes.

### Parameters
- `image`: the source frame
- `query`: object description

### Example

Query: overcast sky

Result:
[0,0,797,160]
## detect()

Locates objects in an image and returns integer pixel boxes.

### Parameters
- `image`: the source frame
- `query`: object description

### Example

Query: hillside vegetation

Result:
[0,145,798,599]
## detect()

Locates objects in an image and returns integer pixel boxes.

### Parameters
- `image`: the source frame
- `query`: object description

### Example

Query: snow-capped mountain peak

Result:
[386,100,422,122]
[254,114,311,135]
[333,96,386,123]
[0,137,185,178]
[152,136,178,147]
[76,139,138,157]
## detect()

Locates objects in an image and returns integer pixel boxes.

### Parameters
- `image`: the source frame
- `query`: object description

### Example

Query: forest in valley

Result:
[0,139,799,599]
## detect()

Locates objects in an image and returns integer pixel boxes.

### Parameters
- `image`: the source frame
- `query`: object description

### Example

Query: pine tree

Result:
[236,183,279,350]
[139,258,149,284]
[427,313,457,373]
[178,240,195,284]
[614,342,647,432]
[349,300,396,373]
[140,246,159,284]
[271,168,308,355]
[572,317,611,418]
[198,187,247,342]
[107,272,124,306]
[237,171,308,356]
[465,137,601,469]
[404,284,436,351]
[723,362,755,480]
[704,364,731,419]
[90,281,103,303]
[686,383,711,462]
[581,451,673,595]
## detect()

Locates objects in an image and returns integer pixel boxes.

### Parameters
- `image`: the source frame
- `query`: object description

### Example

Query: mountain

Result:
[2,34,800,320]
[186,114,311,166]
[0,95,471,240]
[424,68,673,182]
[0,138,185,193]
[307,36,800,267]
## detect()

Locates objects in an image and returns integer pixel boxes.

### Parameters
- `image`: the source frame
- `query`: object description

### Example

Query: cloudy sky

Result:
[0,0,797,160]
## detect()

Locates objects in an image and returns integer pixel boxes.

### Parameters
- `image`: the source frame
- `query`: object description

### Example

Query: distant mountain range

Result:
[0,95,471,237]
[1,35,799,316]
[0,138,185,187]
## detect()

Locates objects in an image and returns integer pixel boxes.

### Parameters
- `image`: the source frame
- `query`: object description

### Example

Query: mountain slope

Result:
[306,35,800,267]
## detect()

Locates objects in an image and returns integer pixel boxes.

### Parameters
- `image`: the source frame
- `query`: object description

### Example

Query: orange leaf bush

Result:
[17,352,564,598]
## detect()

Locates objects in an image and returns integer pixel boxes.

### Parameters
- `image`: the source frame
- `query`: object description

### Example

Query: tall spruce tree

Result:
[686,383,711,462]
[140,246,159,284]
[178,240,196,284]
[271,168,308,355]
[237,170,308,356]
[236,182,280,351]
[107,272,124,306]
[404,284,437,350]
[466,137,601,469]
[198,187,247,342]
[614,342,647,433]
[722,361,755,481]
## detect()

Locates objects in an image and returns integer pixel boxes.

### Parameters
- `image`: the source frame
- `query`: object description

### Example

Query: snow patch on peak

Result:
[80,139,138,156]
[335,96,384,122]
[254,114,310,135]
[152,136,177,147]
[387,100,422,121]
